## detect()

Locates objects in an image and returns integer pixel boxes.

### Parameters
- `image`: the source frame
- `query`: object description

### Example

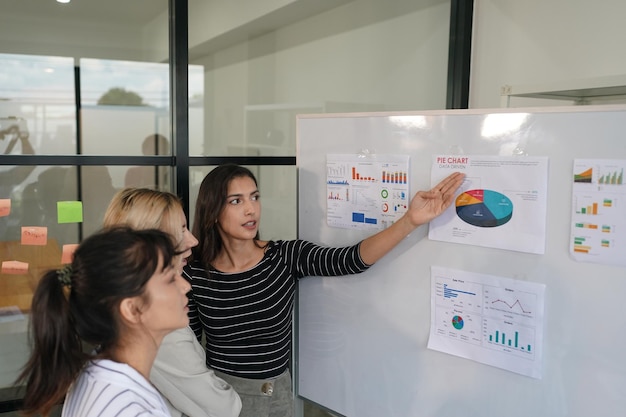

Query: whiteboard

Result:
[295,106,626,417]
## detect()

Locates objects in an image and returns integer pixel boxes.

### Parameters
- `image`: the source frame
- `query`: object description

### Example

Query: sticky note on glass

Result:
[61,244,79,264]
[1,260,29,275]
[21,226,48,245]
[0,199,10,217]
[57,201,83,224]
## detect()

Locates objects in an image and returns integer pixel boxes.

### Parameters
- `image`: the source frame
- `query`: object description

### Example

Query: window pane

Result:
[0,0,172,397]
[80,58,171,155]
[0,54,76,155]
[79,59,204,156]
[1,165,79,243]
[189,1,450,158]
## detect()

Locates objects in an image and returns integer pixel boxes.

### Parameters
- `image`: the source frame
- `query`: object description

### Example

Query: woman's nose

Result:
[244,200,255,215]
[177,274,191,293]
[187,232,198,248]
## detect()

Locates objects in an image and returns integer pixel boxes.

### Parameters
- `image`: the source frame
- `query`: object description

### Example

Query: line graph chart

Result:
[483,285,536,324]
[490,298,531,314]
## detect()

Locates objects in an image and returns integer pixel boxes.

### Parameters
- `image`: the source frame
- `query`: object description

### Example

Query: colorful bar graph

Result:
[576,198,614,214]
[598,168,623,185]
[352,212,377,225]
[573,236,591,253]
[488,330,531,351]
[381,170,408,184]
[575,222,598,229]
[577,202,598,215]
[352,166,375,182]
[443,284,476,299]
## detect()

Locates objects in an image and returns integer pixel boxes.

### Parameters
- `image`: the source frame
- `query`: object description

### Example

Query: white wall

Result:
[194,0,451,157]
[471,0,626,108]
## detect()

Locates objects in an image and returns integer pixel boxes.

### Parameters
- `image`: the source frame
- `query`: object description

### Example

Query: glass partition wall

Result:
[0,1,174,413]
[0,0,456,415]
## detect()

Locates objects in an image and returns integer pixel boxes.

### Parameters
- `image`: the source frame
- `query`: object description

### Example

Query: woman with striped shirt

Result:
[184,164,464,417]
[16,227,191,417]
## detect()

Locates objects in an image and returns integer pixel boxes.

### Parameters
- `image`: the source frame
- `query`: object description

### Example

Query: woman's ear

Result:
[119,297,143,325]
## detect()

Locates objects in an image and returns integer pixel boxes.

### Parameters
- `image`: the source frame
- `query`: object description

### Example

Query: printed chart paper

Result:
[429,155,549,254]
[570,159,626,266]
[326,154,409,231]
[428,266,545,379]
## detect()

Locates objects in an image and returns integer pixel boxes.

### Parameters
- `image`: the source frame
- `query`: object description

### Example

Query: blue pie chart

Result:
[455,189,513,227]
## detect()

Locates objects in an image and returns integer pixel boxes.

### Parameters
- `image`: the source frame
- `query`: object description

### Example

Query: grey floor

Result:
[304,401,336,417]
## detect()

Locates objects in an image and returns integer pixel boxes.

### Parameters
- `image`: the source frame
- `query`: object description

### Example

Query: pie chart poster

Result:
[428,155,549,254]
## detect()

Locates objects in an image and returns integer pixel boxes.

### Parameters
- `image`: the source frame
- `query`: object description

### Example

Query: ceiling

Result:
[1,0,167,26]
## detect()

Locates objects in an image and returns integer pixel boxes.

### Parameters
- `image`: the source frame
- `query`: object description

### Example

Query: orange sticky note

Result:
[21,226,48,246]
[0,199,10,217]
[1,261,29,275]
[61,244,79,264]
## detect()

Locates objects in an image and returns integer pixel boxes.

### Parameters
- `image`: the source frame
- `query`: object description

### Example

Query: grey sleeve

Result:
[150,327,242,417]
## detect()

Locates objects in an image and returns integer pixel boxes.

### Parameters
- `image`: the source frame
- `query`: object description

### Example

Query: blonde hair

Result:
[103,188,184,247]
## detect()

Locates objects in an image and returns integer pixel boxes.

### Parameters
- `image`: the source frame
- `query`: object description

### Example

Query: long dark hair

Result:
[191,164,260,269]
[16,227,176,417]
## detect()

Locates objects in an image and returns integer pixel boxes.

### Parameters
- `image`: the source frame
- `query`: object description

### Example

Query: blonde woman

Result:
[103,188,242,417]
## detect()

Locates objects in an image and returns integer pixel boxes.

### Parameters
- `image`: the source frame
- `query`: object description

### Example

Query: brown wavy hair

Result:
[191,164,263,269]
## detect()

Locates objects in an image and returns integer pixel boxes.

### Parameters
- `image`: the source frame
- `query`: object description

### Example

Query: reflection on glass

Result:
[80,58,170,155]
[80,58,170,107]
[80,166,118,238]
[17,166,80,245]
[0,53,76,156]
[80,58,204,156]
[0,163,146,325]
[124,134,171,190]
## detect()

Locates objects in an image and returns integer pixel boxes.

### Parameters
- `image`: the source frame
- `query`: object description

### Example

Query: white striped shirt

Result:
[62,359,171,417]
[184,240,369,380]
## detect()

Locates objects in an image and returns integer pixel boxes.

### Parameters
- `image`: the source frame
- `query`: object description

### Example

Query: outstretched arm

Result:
[359,172,465,265]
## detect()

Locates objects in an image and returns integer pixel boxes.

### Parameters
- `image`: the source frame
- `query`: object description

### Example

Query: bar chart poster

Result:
[570,159,626,266]
[326,154,409,230]
[428,266,546,379]
[428,155,549,254]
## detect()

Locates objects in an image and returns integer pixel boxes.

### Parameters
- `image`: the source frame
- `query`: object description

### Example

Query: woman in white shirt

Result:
[16,227,190,417]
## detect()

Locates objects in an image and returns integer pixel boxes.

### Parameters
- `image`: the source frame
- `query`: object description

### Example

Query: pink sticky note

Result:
[21,226,48,246]
[0,199,10,217]
[1,260,29,275]
[61,244,79,264]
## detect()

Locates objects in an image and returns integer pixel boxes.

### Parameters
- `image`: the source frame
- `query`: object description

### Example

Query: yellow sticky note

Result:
[57,201,83,224]
[61,244,79,264]
[1,260,29,275]
[21,226,48,246]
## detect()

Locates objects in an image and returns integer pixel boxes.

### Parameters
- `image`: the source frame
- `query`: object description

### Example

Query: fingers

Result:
[433,172,465,195]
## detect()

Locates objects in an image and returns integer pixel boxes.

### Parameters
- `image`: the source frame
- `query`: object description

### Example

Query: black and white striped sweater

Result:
[183,239,369,380]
